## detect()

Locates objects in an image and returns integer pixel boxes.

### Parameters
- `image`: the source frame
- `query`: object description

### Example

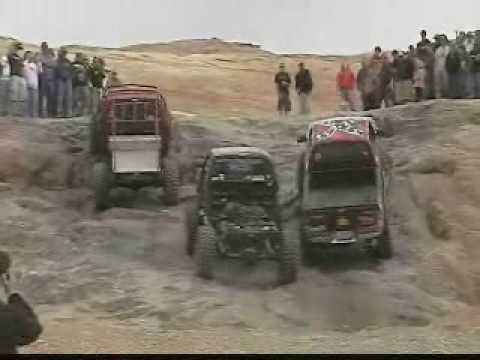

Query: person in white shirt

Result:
[434,35,451,99]
[0,56,10,115]
[23,51,40,118]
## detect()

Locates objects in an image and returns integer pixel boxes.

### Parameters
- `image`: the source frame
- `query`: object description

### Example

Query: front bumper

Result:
[220,226,280,259]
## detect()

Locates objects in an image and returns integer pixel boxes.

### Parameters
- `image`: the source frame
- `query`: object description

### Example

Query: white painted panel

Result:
[112,149,160,173]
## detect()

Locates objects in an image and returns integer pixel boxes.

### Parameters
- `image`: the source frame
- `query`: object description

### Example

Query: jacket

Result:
[336,70,355,90]
[295,69,313,94]
[89,65,106,89]
[274,71,292,94]
[394,57,414,80]
[56,58,73,81]
[0,293,42,354]
[7,54,24,77]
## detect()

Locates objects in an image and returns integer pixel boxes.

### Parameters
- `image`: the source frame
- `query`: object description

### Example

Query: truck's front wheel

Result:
[374,219,393,259]
[93,161,112,211]
[163,157,180,206]
[278,232,300,285]
[195,225,217,280]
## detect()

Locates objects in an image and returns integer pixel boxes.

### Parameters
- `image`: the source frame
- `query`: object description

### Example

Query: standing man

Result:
[23,51,40,118]
[72,53,90,117]
[413,50,427,102]
[0,56,10,115]
[39,42,56,118]
[0,251,43,354]
[274,63,292,116]
[393,51,414,105]
[55,47,73,118]
[294,62,313,115]
[89,57,106,115]
[417,30,432,48]
[7,41,26,117]
[336,64,356,110]
[434,35,451,99]
[379,54,395,107]
[469,37,480,98]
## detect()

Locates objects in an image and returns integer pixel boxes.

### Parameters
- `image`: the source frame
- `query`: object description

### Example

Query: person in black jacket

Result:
[294,62,313,114]
[446,44,464,98]
[274,63,292,116]
[0,251,42,354]
[88,57,106,114]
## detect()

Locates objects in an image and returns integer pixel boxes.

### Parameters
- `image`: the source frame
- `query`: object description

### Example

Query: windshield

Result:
[210,157,274,181]
[113,100,156,121]
[309,141,375,172]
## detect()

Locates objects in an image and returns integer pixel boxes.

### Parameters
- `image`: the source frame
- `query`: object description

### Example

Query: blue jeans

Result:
[40,80,56,118]
[473,73,480,99]
[8,75,26,116]
[56,79,73,117]
[26,87,39,118]
[0,77,9,115]
[449,71,467,98]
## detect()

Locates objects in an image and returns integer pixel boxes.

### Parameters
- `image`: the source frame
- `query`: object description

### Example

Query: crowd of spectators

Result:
[0,41,121,118]
[337,29,480,111]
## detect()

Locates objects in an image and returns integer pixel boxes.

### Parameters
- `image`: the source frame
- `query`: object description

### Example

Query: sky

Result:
[0,0,479,55]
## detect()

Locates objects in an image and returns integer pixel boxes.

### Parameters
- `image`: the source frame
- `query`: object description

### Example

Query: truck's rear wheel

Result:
[299,221,315,266]
[163,158,180,206]
[89,114,98,156]
[278,232,300,285]
[185,204,198,257]
[297,151,305,196]
[93,161,112,211]
[195,225,217,280]
[374,220,393,259]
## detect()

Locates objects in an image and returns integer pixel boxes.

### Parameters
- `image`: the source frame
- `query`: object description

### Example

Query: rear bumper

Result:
[303,228,381,246]
[113,172,165,188]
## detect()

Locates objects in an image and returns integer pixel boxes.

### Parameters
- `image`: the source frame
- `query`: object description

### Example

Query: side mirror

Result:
[297,133,307,143]
[376,128,385,137]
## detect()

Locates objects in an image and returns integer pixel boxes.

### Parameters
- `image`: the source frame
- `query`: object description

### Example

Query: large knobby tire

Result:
[93,162,112,211]
[163,157,180,206]
[300,224,316,266]
[89,115,98,156]
[194,225,217,280]
[375,219,393,260]
[278,232,300,286]
[185,204,198,257]
[296,150,306,196]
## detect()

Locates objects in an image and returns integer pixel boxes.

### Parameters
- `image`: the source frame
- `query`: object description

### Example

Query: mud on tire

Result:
[89,113,105,157]
[163,157,180,206]
[278,232,300,285]
[374,219,393,259]
[93,161,112,211]
[195,224,217,280]
[296,150,306,196]
[185,204,198,257]
[300,231,316,266]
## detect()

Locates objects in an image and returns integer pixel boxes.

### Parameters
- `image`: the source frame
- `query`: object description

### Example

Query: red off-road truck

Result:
[89,84,180,210]
[296,116,392,262]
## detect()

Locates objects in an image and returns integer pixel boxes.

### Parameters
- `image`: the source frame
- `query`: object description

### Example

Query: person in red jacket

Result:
[336,64,356,110]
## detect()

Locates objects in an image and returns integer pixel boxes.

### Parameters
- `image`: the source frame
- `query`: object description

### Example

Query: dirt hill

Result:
[0,37,352,116]
[2,36,480,354]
